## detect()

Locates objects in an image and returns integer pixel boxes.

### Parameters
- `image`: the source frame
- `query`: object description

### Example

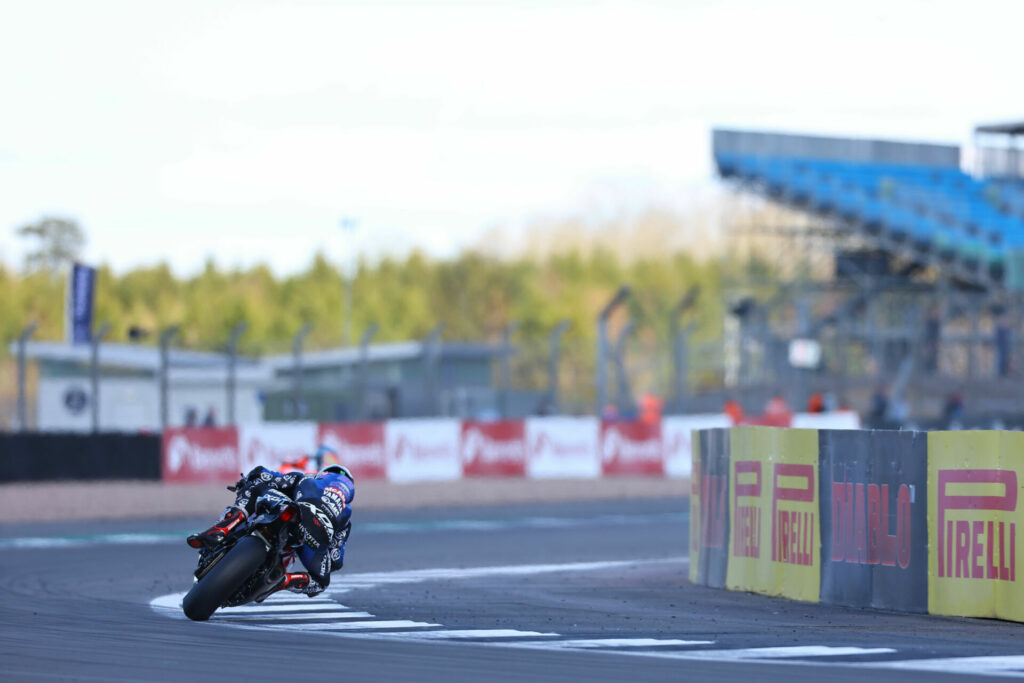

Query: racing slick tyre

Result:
[183,536,268,621]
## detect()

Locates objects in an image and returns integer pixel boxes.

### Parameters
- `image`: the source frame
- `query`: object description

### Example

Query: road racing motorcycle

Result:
[182,496,307,621]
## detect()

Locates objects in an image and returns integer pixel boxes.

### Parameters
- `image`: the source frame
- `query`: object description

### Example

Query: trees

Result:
[1,229,735,405]
[16,216,86,273]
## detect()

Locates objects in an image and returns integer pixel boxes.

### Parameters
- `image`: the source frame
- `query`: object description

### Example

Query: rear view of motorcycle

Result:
[182,499,302,621]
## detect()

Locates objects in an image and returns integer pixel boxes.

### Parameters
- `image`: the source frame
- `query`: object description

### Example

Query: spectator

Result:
[868,384,888,427]
[923,305,941,375]
[202,406,217,427]
[886,394,909,425]
[942,392,964,429]
[640,394,663,426]
[995,309,1012,377]
[765,393,790,417]
[806,392,825,413]
[723,398,744,424]
[823,391,839,412]
[184,406,198,427]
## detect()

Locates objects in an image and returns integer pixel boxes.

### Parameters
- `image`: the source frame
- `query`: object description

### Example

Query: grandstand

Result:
[712,121,1024,427]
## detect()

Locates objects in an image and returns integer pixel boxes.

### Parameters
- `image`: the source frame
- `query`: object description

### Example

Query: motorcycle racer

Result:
[187,447,355,598]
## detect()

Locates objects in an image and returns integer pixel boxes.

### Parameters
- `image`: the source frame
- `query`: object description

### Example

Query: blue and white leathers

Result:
[234,467,355,595]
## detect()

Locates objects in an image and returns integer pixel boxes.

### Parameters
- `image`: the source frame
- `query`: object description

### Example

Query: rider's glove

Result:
[227,472,247,493]
[255,489,291,513]
[246,466,269,484]
[228,466,268,493]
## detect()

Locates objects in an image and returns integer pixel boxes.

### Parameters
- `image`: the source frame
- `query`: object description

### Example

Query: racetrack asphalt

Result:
[2,497,1022,682]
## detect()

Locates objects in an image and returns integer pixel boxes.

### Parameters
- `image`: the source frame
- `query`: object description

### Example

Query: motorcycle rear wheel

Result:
[182,535,268,621]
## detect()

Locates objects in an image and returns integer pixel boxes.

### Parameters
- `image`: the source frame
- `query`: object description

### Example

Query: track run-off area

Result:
[3,498,1024,682]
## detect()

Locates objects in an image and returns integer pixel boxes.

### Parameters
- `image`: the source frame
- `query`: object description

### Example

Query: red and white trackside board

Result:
[384,419,462,483]
[525,417,600,479]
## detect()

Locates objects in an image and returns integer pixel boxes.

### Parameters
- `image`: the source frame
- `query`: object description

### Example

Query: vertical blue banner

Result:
[68,262,96,344]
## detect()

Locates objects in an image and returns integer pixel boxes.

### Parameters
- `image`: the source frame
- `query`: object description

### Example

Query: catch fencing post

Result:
[16,322,37,432]
[90,321,111,433]
[422,324,443,416]
[499,321,519,419]
[291,323,313,419]
[671,287,700,413]
[612,321,635,413]
[547,320,571,415]
[159,325,180,432]
[226,322,247,425]
[357,323,379,420]
[596,286,630,416]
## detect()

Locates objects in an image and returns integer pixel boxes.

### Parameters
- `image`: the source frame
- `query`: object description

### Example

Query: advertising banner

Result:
[663,414,731,478]
[524,417,600,479]
[67,262,96,344]
[317,422,387,480]
[384,418,462,483]
[819,430,927,612]
[162,427,240,483]
[460,420,526,478]
[600,420,663,476]
[928,431,1024,622]
[726,426,821,602]
[690,428,730,588]
[238,422,318,473]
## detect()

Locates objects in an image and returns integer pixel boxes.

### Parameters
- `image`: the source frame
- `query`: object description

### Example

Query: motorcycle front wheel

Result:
[182,535,268,621]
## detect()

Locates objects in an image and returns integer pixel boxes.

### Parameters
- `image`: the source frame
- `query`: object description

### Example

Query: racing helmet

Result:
[318,463,354,483]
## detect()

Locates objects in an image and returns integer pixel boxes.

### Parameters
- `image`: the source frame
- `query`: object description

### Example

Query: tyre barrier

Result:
[690,426,1024,623]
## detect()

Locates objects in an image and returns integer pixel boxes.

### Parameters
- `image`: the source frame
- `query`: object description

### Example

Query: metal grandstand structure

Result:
[712,124,1024,427]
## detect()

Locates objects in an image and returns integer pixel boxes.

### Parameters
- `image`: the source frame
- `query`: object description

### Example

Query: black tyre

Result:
[182,536,268,621]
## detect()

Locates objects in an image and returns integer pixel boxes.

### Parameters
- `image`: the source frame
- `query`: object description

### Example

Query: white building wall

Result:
[38,374,265,432]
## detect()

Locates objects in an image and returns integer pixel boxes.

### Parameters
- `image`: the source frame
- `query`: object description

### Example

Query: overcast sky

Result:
[0,0,1019,275]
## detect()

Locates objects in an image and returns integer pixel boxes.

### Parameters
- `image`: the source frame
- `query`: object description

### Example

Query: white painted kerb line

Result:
[859,655,1024,676]
[512,638,714,649]
[612,645,896,662]
[214,602,344,613]
[276,620,440,631]
[215,612,374,621]
[371,630,560,640]
[147,557,1024,676]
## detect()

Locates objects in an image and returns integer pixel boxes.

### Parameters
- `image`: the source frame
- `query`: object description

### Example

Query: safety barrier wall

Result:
[161,414,736,484]
[0,412,851,483]
[690,426,1024,623]
[928,431,1023,622]
[0,433,162,482]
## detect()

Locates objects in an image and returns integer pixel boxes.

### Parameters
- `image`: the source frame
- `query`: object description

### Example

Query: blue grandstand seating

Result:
[715,151,1024,290]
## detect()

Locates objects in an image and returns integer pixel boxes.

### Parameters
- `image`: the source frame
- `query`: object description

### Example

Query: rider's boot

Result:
[255,572,310,602]
[281,572,310,592]
[187,506,247,550]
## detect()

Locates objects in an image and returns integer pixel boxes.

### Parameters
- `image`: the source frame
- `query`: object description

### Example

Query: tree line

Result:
[2,211,782,411]
[2,247,729,352]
